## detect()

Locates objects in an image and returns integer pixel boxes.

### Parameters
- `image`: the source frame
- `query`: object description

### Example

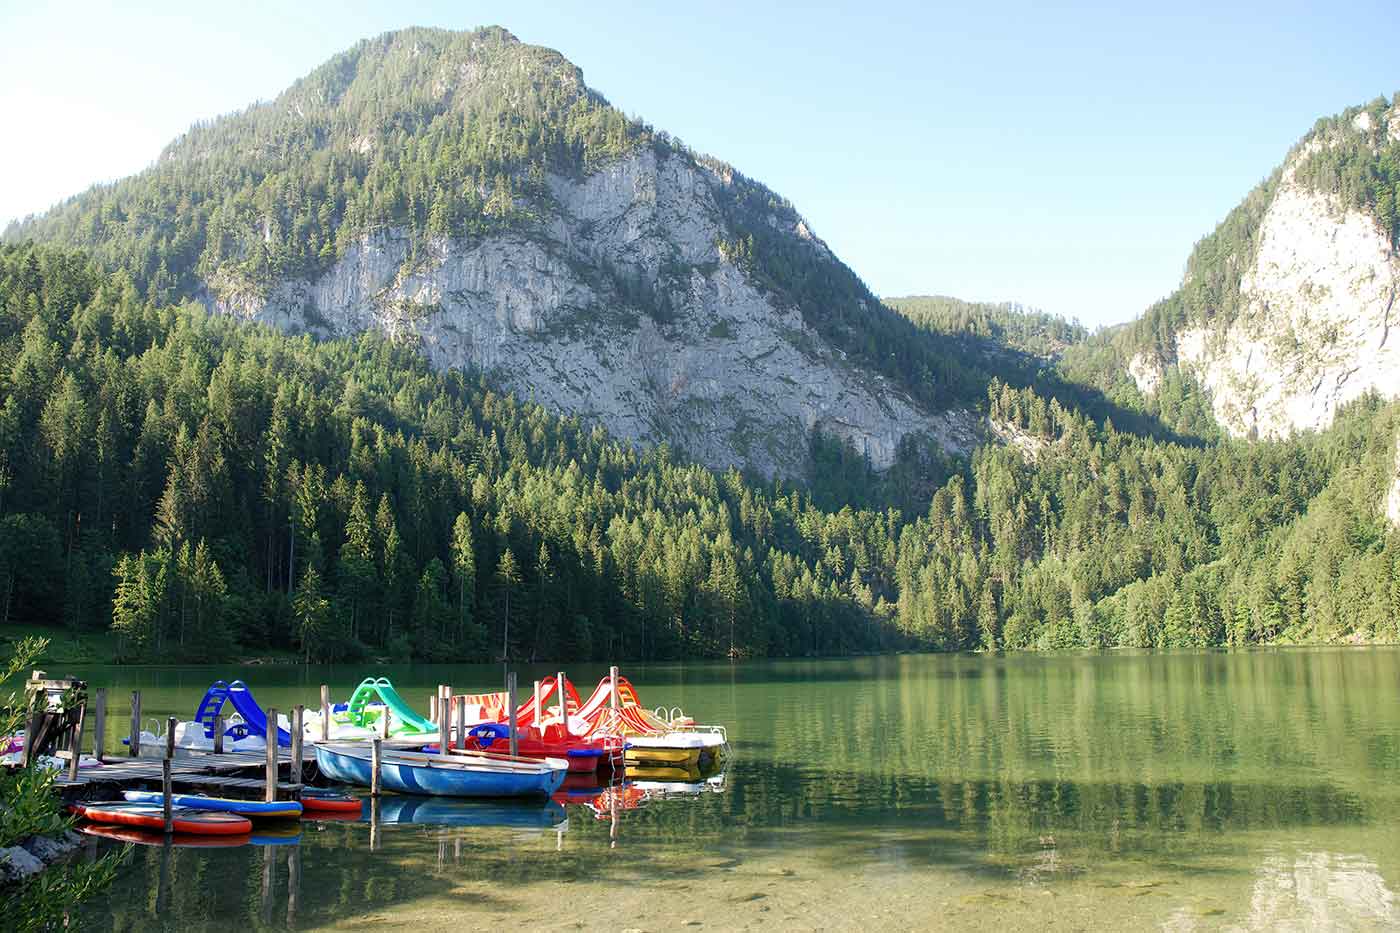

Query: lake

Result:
[60,647,1400,931]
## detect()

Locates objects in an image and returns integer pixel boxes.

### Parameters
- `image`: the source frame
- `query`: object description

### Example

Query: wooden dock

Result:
[50,746,316,801]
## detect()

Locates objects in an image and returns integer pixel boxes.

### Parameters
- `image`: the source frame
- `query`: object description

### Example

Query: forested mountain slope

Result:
[3,243,1398,664]
[1058,95,1400,440]
[4,26,1009,480]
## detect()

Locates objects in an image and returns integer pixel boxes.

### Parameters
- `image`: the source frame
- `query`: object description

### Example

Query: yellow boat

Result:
[623,731,724,768]
[625,763,702,782]
[624,745,701,766]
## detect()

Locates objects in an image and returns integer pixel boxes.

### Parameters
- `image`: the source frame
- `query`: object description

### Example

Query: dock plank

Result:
[46,743,320,801]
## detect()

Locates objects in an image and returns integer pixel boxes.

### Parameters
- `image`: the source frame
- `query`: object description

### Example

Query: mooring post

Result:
[22,709,40,769]
[533,679,542,721]
[165,716,176,760]
[67,701,87,781]
[610,665,620,711]
[290,705,304,786]
[21,672,42,769]
[92,687,106,764]
[556,671,567,735]
[429,691,438,726]
[371,737,382,798]
[128,690,141,757]
[161,757,173,834]
[264,708,278,803]
[438,687,450,753]
[455,694,465,750]
[380,703,391,740]
[212,715,224,755]
[319,684,330,742]
[507,672,519,758]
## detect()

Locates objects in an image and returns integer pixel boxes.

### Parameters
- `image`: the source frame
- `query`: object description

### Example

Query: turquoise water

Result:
[63,648,1400,930]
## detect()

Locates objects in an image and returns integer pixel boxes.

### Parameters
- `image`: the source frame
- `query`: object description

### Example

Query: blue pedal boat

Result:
[313,743,567,798]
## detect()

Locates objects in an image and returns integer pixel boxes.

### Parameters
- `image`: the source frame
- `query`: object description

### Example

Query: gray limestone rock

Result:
[202,147,972,478]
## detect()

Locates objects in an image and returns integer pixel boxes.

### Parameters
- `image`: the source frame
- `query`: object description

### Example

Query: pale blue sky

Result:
[1,0,1396,326]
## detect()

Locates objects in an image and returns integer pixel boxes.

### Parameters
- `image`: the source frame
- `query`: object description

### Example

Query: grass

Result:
[0,624,308,667]
[1,624,120,666]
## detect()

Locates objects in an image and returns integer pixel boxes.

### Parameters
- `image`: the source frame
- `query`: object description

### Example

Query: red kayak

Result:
[70,802,252,836]
[80,824,251,848]
[455,721,622,773]
[300,790,363,814]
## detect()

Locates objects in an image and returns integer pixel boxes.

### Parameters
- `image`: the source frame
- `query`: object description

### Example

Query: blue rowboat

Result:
[313,743,567,798]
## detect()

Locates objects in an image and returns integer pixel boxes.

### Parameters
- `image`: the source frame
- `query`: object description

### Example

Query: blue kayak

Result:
[314,743,567,798]
[122,790,302,819]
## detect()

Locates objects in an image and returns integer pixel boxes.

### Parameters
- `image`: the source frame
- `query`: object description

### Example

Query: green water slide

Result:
[345,677,436,734]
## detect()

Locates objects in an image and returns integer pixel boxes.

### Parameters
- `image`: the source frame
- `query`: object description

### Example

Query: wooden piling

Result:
[92,688,106,764]
[533,679,542,720]
[22,709,39,769]
[290,705,304,786]
[165,716,176,760]
[212,715,224,754]
[128,690,141,757]
[371,737,382,798]
[67,701,87,781]
[610,665,620,710]
[264,708,278,803]
[507,672,519,757]
[455,694,466,750]
[380,704,391,740]
[429,692,439,726]
[161,757,173,834]
[319,684,330,742]
[438,687,450,753]
[556,671,567,735]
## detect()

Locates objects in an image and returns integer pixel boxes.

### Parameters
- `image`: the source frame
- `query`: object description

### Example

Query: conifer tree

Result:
[496,548,521,661]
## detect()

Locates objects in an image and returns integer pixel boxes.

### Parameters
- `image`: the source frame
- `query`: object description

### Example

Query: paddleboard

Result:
[122,790,302,820]
[70,802,252,835]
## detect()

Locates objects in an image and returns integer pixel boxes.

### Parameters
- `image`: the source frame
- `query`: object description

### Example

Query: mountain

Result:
[5,26,988,479]
[1102,95,1400,440]
[5,29,1400,665]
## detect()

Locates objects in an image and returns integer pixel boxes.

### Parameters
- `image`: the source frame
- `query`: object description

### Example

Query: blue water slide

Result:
[192,679,293,747]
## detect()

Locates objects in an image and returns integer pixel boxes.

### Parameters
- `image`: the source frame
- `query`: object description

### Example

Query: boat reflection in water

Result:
[372,795,568,830]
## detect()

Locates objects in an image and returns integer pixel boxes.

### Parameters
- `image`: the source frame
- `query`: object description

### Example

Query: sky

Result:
[1,1,1396,327]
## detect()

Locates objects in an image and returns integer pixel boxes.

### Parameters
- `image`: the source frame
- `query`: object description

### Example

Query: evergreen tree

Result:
[450,511,476,646]
[495,548,521,661]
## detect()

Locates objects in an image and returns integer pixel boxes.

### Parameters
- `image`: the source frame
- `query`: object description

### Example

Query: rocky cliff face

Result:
[1130,104,1400,439]
[206,148,976,477]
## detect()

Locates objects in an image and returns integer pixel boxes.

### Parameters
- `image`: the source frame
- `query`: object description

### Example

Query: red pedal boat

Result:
[455,674,623,772]
[454,720,621,773]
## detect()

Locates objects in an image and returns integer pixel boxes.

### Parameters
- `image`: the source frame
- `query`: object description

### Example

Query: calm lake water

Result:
[60,648,1400,931]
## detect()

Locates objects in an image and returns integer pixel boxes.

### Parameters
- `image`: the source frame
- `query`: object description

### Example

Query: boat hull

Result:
[70,802,252,835]
[314,744,566,798]
[623,732,725,767]
[300,789,363,813]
